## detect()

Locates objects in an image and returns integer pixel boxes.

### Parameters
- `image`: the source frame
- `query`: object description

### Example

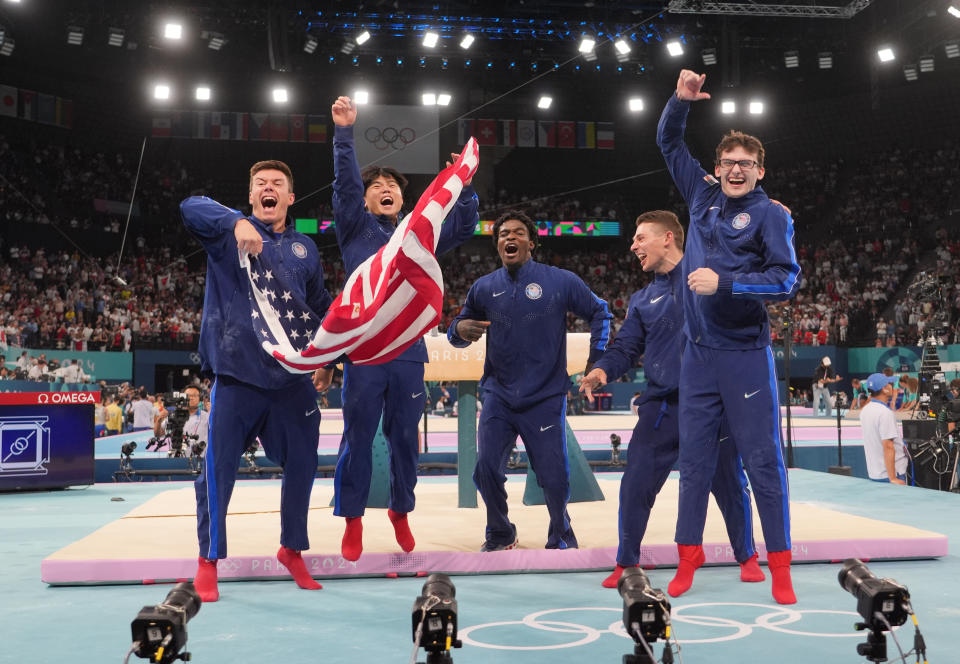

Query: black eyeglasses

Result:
[717,158,759,170]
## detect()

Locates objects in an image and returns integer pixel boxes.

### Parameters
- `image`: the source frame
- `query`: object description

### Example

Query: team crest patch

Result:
[525,283,543,300]
[292,242,308,258]
[732,213,751,230]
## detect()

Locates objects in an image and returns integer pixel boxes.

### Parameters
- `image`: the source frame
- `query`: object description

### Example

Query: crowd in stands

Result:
[3,128,960,361]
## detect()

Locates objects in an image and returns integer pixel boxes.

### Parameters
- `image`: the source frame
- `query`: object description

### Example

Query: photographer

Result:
[812,356,842,417]
[154,386,208,449]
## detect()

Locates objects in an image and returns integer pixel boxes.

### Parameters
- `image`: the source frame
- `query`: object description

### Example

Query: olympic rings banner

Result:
[353,104,440,174]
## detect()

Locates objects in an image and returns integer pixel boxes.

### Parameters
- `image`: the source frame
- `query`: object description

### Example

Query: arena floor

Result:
[4,462,957,664]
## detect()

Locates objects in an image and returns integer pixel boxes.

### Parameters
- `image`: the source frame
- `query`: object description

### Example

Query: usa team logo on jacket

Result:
[291,242,308,259]
[525,283,543,300]
[732,212,751,230]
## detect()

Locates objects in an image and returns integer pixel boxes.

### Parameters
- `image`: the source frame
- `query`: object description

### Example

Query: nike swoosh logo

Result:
[650,295,665,304]
[493,291,506,297]
[540,425,555,432]
[709,206,720,210]
[744,390,761,399]
[412,392,423,399]
[304,408,318,416]
[718,436,729,442]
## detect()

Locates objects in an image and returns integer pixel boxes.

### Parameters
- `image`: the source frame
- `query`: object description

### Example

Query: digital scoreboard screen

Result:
[294,218,621,237]
[0,392,96,491]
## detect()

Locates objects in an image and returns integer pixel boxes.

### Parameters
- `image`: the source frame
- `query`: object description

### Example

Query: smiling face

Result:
[496,219,535,269]
[715,145,765,198]
[249,168,294,224]
[364,176,404,219]
[631,222,674,273]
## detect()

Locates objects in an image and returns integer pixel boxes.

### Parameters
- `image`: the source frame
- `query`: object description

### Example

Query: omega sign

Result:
[0,392,102,406]
[37,392,98,404]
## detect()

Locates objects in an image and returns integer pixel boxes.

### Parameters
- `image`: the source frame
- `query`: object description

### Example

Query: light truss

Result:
[667,1,874,19]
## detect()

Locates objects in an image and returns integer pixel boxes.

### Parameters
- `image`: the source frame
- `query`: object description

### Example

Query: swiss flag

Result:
[476,119,497,146]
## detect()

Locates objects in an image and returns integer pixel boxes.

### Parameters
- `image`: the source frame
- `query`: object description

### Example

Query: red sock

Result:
[601,564,634,589]
[767,550,797,604]
[194,557,219,603]
[341,517,363,561]
[739,553,766,582]
[668,544,705,598]
[388,509,416,553]
[277,546,322,590]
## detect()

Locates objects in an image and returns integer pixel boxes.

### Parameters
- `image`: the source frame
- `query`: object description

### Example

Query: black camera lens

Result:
[162,582,202,620]
[422,573,456,601]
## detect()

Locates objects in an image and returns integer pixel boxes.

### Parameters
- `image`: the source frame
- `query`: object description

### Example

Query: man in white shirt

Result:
[130,391,156,432]
[155,386,209,450]
[859,373,908,484]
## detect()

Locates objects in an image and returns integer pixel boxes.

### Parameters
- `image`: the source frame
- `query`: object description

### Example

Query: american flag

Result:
[243,137,479,373]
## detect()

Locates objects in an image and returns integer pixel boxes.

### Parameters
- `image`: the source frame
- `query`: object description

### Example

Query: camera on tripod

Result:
[146,392,198,458]
[129,582,202,664]
[838,558,911,662]
[618,567,672,664]
[411,573,461,664]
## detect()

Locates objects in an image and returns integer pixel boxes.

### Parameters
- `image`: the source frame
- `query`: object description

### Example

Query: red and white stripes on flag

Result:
[247,138,480,373]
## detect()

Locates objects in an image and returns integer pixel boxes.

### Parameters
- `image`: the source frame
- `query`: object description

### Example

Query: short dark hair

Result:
[491,210,537,247]
[361,166,408,193]
[635,210,684,249]
[184,385,201,397]
[715,129,765,168]
[250,160,294,192]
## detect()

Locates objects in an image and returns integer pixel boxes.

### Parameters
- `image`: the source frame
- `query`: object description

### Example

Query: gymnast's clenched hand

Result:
[687,267,719,295]
[456,319,490,342]
[235,219,263,256]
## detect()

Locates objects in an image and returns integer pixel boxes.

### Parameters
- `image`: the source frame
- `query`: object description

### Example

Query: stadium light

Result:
[537,95,553,109]
[749,100,764,115]
[818,51,833,69]
[578,34,596,54]
[628,97,644,112]
[356,30,371,45]
[666,40,684,57]
[423,31,439,48]
[1,38,15,56]
[721,100,735,114]
[422,92,437,105]
[341,41,356,54]
[67,26,84,46]
[437,93,451,106]
[207,32,226,50]
[903,64,918,81]
[353,89,369,104]
[946,41,960,58]
[303,35,318,53]
[108,28,125,47]
[460,33,475,49]
[784,50,799,68]
[877,47,895,62]
[919,56,934,72]
[153,84,171,100]
[614,39,631,55]
[948,5,960,18]
[164,23,183,40]
[272,87,288,103]
[701,48,717,66]
[195,86,211,101]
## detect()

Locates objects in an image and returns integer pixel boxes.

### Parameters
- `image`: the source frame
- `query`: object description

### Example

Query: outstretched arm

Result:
[657,70,716,207]
[332,96,367,244]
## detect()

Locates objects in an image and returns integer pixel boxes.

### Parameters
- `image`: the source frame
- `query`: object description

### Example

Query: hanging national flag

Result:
[249,139,480,371]
[517,119,536,148]
[576,121,596,149]
[597,122,615,150]
[171,111,193,138]
[557,121,576,148]
[249,113,269,140]
[537,121,556,148]
[195,111,211,139]
[19,90,37,121]
[55,98,73,128]
[38,94,56,125]
[151,116,172,138]
[497,119,516,147]
[0,85,16,118]
[307,114,327,143]
[233,112,249,140]
[476,119,497,146]
[270,113,288,141]
[290,114,306,142]
[457,118,475,145]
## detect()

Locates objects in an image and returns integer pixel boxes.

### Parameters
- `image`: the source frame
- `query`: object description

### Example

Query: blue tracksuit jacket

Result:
[448,259,612,410]
[181,196,332,389]
[332,124,479,363]
[656,93,801,349]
